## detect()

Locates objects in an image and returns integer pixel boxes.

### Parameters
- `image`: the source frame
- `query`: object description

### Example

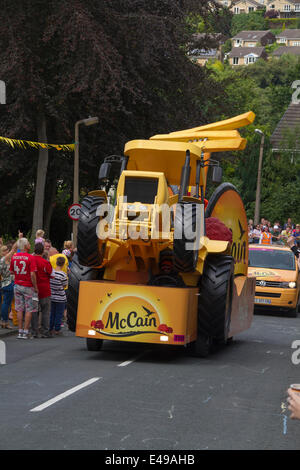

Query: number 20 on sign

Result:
[68,203,82,221]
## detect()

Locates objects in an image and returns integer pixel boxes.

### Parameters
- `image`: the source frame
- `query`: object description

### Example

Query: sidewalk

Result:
[0,324,19,338]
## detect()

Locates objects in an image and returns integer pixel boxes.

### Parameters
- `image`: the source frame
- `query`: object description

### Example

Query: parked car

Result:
[248,245,300,317]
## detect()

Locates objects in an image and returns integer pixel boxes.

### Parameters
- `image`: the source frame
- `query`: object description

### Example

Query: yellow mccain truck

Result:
[67,112,256,357]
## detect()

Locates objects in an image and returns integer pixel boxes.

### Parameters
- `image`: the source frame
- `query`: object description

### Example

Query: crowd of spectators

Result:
[0,229,75,339]
[248,217,300,247]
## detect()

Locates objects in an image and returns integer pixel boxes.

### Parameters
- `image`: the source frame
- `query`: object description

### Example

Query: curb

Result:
[0,328,19,338]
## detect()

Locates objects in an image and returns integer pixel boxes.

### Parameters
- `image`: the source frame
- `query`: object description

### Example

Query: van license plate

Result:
[255,298,271,304]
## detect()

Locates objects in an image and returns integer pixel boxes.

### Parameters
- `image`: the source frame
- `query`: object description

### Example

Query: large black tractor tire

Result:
[67,254,102,332]
[173,202,199,273]
[187,255,234,357]
[77,195,106,267]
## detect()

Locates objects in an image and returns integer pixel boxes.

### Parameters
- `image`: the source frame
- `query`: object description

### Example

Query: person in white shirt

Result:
[252,224,261,244]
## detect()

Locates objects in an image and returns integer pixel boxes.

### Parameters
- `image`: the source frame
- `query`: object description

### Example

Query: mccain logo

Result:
[90,296,172,338]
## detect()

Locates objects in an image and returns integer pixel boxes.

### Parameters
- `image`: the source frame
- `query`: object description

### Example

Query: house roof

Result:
[232,0,264,7]
[272,46,300,57]
[267,0,300,4]
[271,102,300,151]
[192,33,228,43]
[276,29,300,40]
[229,46,266,58]
[187,32,228,54]
[232,30,273,41]
[189,48,219,58]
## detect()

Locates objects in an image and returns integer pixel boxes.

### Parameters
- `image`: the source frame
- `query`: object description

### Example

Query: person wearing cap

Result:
[270,224,282,244]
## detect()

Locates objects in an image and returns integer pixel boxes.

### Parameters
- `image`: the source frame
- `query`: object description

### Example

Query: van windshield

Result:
[249,249,295,271]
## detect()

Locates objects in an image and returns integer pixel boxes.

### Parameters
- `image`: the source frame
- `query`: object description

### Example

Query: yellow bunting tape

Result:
[0,136,74,152]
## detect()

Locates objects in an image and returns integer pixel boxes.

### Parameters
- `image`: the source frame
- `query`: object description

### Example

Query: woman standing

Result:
[0,243,17,328]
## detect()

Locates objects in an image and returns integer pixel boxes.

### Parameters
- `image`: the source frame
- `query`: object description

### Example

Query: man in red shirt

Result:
[10,238,38,339]
[32,243,54,338]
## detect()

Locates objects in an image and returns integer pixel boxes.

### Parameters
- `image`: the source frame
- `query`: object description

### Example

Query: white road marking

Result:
[168,405,175,419]
[30,377,101,412]
[117,351,149,367]
[0,340,6,365]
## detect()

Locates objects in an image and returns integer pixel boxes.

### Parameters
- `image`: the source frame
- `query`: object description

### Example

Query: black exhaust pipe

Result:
[179,150,191,201]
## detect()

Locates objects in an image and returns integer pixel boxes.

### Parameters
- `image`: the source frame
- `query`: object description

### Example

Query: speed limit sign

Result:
[68,203,82,221]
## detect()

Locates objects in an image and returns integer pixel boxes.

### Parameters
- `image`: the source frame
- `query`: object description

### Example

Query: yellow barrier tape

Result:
[0,136,74,152]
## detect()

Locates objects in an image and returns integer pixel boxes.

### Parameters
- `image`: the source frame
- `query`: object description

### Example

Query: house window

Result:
[234,7,240,13]
[293,41,300,46]
[235,39,241,46]
[279,38,287,43]
[246,56,257,64]
[248,6,255,12]
[295,4,300,11]
[284,4,291,11]
[270,4,275,8]
[233,57,239,65]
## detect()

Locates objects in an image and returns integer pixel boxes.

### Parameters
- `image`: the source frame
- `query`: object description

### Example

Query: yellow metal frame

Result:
[91,112,254,284]
[125,111,254,188]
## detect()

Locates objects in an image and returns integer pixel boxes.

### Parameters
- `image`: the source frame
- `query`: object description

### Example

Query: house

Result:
[272,45,300,56]
[271,101,300,152]
[189,32,228,49]
[266,0,300,18]
[276,29,300,45]
[228,46,268,65]
[232,30,276,47]
[229,0,265,14]
[188,49,222,66]
[215,0,234,6]
[187,33,228,66]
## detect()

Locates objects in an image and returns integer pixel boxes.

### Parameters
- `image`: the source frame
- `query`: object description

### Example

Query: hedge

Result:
[267,18,300,29]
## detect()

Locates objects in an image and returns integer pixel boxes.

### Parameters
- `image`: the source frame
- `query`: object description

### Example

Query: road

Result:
[1,312,300,451]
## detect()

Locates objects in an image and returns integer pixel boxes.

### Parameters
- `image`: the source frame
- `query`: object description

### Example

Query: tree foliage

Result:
[231,11,268,36]
[1,0,299,242]
[207,54,300,223]
[0,0,228,246]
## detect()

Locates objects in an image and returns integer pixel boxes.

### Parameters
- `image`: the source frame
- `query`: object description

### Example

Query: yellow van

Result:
[248,245,300,317]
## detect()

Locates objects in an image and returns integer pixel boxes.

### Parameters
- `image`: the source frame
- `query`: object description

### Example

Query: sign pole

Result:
[73,123,80,246]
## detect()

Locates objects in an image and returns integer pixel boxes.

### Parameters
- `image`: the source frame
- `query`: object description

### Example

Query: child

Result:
[49,256,68,335]
[62,240,74,264]
[35,229,45,246]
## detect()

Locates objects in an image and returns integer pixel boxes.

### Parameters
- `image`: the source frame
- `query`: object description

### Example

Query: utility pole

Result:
[73,117,99,246]
[254,129,265,227]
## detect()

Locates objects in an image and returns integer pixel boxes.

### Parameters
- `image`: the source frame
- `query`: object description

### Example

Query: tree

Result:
[265,9,279,19]
[206,54,300,223]
[231,11,268,36]
[0,0,228,245]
